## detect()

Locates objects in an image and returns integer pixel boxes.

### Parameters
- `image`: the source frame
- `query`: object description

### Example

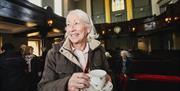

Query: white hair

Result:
[121,50,132,57]
[66,9,99,39]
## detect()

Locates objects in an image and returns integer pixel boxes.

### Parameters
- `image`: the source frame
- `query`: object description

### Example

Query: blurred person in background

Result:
[119,49,133,91]
[23,46,42,91]
[20,44,27,55]
[0,42,29,91]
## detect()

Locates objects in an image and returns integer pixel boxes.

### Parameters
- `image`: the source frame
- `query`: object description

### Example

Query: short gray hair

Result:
[66,9,99,39]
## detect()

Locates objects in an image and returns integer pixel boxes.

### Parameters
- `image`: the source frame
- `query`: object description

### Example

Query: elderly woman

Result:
[120,50,132,74]
[38,9,112,91]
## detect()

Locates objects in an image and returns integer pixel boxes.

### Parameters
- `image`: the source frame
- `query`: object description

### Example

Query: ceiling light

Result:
[102,30,105,35]
[26,22,37,27]
[27,32,39,37]
[132,27,136,32]
[52,28,60,33]
[47,19,53,26]
[174,17,179,20]
[114,26,121,34]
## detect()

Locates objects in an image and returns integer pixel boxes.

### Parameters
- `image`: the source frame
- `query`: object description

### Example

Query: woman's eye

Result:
[74,22,79,25]
[66,24,70,26]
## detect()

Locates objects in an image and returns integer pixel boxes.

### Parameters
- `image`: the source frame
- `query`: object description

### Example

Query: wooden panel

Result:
[132,0,152,19]
[0,0,46,26]
[111,0,127,22]
[92,0,105,24]
[133,0,150,8]
[133,6,151,19]
[111,11,127,22]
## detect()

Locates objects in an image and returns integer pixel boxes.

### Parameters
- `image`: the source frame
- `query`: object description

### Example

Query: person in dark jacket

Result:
[119,50,133,91]
[38,9,112,91]
[23,46,42,91]
[0,43,29,91]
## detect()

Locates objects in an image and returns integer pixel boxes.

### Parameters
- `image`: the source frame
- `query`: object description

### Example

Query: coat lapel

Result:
[59,37,101,69]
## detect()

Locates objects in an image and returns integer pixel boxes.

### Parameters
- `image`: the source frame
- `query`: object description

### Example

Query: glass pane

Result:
[28,40,40,56]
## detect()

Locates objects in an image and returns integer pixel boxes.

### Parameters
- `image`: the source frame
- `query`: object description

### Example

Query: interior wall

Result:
[92,0,105,24]
[75,0,86,12]
[151,0,160,16]
[0,34,2,54]
[68,0,76,11]
[150,32,173,51]
[173,32,180,49]
[111,0,127,22]
[0,34,2,47]
[42,0,54,11]
[2,34,28,51]
[63,0,87,16]
[132,0,152,19]
[86,0,92,16]
[151,35,163,50]
[63,0,89,17]
[106,36,130,50]
[54,0,63,16]
[28,0,42,7]
[63,0,69,16]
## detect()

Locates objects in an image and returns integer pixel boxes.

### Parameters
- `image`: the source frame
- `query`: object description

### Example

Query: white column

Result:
[28,0,42,7]
[54,0,63,16]
[63,0,69,17]
[151,0,160,16]
[86,0,92,17]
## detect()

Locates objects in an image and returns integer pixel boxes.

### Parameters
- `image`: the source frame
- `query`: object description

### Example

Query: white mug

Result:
[89,69,107,90]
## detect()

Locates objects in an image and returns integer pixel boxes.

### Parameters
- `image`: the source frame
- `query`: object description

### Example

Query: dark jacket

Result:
[0,51,29,91]
[28,56,43,91]
[120,57,132,74]
[38,38,111,91]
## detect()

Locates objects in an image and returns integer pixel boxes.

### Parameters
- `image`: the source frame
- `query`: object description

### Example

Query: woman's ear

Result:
[65,27,67,31]
[87,25,91,33]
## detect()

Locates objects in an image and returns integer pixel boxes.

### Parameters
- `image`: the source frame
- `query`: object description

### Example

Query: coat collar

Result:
[59,37,101,68]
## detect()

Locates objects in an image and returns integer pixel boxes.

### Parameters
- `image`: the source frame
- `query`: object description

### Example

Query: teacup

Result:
[88,69,107,90]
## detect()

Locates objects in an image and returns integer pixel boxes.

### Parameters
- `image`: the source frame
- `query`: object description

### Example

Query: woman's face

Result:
[29,48,33,54]
[65,14,90,45]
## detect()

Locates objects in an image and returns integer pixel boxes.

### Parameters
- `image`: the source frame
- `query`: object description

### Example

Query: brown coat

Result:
[38,38,111,91]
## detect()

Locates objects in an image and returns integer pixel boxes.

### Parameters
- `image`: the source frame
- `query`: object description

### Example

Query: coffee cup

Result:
[88,69,107,90]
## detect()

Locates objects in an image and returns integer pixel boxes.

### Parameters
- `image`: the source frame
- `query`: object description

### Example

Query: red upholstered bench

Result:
[130,74,180,82]
[117,74,180,91]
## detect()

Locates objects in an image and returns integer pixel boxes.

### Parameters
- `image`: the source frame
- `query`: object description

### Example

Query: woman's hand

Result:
[68,72,90,91]
[106,74,112,82]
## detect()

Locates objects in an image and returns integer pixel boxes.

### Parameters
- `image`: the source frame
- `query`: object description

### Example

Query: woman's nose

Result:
[68,27,75,32]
